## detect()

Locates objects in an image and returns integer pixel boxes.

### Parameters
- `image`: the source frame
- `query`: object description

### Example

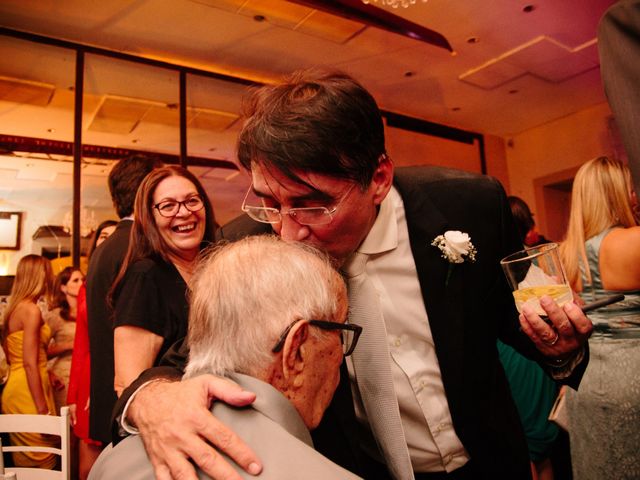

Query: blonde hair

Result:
[560,157,637,288]
[2,254,54,340]
[184,235,346,379]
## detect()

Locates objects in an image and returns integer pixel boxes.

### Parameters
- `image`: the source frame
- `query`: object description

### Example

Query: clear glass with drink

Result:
[500,243,572,315]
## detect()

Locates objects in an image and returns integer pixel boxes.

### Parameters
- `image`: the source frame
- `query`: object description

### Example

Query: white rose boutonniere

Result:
[431,230,477,264]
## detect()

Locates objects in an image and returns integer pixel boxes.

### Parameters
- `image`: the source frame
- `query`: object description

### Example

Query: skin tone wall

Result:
[505,101,617,239]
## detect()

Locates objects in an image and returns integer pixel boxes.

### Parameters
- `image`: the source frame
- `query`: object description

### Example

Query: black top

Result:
[86,219,132,444]
[114,257,189,364]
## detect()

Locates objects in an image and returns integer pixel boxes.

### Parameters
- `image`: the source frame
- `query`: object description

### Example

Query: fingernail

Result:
[248,462,262,475]
[540,296,552,307]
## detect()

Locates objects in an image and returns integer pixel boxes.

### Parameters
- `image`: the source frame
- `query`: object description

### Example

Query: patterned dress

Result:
[566,228,640,480]
[45,307,76,414]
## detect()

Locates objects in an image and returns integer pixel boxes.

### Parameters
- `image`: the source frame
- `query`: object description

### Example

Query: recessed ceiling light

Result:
[132,139,139,144]
[208,147,217,152]
[466,37,479,44]
[508,89,519,94]
[404,71,415,78]
[523,4,535,13]
[253,14,266,22]
[451,107,461,111]
[47,128,55,133]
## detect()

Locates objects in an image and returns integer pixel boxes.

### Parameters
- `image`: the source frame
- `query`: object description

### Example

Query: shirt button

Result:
[394,338,402,347]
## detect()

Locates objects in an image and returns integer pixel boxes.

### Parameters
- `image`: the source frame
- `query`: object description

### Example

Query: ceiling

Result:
[0,0,616,224]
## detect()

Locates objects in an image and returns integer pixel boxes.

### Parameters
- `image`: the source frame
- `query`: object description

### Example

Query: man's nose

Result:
[278,214,310,241]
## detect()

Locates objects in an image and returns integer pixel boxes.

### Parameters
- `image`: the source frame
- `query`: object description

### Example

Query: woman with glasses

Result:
[109,166,217,396]
[90,235,362,480]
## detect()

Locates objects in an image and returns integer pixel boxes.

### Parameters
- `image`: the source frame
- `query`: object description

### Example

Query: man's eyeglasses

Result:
[154,195,205,218]
[272,319,363,357]
[241,184,356,226]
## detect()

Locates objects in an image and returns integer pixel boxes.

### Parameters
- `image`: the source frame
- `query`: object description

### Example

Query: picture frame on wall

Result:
[0,212,22,250]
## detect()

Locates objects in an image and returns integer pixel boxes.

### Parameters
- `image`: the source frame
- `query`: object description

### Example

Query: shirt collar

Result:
[356,186,399,256]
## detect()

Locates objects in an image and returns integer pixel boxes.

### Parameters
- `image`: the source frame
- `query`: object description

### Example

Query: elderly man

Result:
[89,236,362,479]
[115,69,592,480]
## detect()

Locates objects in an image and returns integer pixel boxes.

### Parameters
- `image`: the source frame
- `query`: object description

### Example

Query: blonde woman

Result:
[1,254,58,468]
[559,156,640,480]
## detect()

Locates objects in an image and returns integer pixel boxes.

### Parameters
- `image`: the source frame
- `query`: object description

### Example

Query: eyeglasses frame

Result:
[271,318,363,357]
[153,194,205,218]
[241,183,356,226]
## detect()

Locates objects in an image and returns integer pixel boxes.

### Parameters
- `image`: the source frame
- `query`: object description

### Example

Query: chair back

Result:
[0,406,70,480]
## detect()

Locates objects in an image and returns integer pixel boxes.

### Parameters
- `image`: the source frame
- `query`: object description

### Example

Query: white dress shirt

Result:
[346,187,470,473]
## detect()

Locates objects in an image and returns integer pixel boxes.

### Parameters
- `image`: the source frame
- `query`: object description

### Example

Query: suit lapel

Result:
[394,172,466,416]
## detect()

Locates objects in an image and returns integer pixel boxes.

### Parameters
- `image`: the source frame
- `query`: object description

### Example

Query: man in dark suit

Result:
[598,0,640,196]
[85,154,162,445]
[116,70,592,480]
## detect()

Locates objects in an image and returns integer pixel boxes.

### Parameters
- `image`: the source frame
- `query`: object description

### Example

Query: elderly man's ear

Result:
[282,321,309,389]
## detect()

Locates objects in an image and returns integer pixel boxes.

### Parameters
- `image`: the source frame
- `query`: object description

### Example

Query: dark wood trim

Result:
[72,49,84,268]
[179,71,187,167]
[0,134,239,170]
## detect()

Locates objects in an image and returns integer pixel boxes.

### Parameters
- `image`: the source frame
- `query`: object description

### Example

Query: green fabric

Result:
[498,340,559,461]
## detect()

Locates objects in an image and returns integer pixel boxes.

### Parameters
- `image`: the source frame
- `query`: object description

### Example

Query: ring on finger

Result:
[543,330,559,346]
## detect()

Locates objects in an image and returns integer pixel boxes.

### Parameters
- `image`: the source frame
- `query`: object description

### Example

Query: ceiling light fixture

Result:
[362,0,428,9]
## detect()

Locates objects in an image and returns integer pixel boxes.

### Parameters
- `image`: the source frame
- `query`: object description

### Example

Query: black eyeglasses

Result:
[272,319,363,357]
[154,195,204,218]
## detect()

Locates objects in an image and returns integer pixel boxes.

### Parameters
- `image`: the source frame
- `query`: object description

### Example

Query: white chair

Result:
[0,406,70,480]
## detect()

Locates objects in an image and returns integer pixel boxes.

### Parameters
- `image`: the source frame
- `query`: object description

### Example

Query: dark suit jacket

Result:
[599,0,640,194]
[87,219,132,443]
[115,167,587,478]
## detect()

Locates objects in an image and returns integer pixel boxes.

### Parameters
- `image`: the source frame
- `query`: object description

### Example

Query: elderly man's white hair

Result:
[184,235,346,379]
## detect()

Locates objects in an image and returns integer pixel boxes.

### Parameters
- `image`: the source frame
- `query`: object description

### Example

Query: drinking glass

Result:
[500,243,572,315]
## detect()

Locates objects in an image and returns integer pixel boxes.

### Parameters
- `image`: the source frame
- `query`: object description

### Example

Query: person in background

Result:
[508,196,551,247]
[1,254,57,469]
[86,154,163,446]
[109,165,217,396]
[116,69,592,480]
[505,195,571,480]
[45,266,84,414]
[87,220,118,260]
[559,156,640,480]
[598,1,640,197]
[90,235,362,480]
[68,219,118,480]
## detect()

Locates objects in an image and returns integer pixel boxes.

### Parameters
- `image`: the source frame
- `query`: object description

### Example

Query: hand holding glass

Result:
[500,243,572,316]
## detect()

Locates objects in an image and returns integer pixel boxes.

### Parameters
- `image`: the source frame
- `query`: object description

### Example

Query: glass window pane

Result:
[186,74,250,225]
[0,35,75,276]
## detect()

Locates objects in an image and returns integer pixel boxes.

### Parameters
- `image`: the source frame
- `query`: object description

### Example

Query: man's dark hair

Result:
[108,154,164,218]
[237,68,386,190]
[508,196,535,244]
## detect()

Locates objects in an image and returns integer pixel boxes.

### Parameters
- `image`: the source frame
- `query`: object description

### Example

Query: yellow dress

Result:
[1,323,58,469]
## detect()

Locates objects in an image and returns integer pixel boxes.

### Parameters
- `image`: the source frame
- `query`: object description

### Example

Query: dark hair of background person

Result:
[508,196,535,245]
[108,165,217,305]
[237,68,386,191]
[87,219,119,259]
[108,154,164,219]
[51,266,81,321]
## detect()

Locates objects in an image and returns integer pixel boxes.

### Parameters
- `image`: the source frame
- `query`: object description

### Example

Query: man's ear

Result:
[281,320,309,384]
[371,154,394,205]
